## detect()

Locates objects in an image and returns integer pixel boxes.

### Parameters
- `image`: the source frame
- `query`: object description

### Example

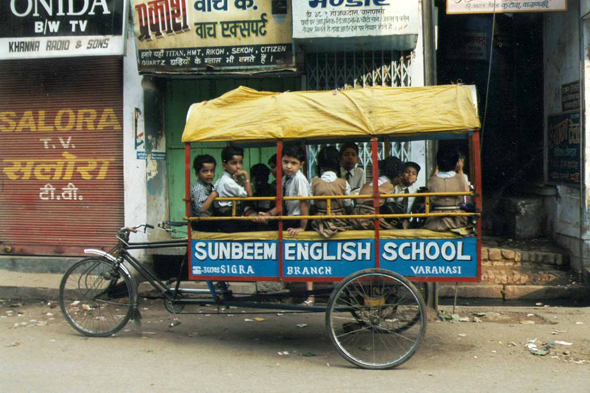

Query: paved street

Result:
[1,299,589,393]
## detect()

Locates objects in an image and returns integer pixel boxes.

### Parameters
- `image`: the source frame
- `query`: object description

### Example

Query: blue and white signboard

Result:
[190,237,478,280]
[380,238,477,278]
[190,240,278,279]
[283,239,375,278]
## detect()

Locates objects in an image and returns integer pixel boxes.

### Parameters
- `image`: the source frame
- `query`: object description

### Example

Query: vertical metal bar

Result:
[185,142,192,241]
[472,130,483,283]
[327,198,331,215]
[277,140,284,280]
[371,137,380,269]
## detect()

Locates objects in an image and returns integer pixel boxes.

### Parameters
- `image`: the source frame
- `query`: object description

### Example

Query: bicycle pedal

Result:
[169,320,182,328]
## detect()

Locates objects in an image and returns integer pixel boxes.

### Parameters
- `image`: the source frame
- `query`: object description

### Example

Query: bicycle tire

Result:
[326,268,427,370]
[59,258,135,337]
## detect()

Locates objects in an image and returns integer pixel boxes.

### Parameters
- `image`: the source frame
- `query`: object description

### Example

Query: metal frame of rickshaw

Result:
[181,130,483,303]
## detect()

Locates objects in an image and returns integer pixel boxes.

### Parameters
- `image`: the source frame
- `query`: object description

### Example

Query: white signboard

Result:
[293,0,419,39]
[447,0,567,14]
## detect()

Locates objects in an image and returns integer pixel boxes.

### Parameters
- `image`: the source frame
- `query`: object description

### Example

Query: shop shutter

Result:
[0,57,124,256]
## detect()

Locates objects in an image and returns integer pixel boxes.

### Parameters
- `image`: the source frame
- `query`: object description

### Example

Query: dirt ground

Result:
[1,299,589,393]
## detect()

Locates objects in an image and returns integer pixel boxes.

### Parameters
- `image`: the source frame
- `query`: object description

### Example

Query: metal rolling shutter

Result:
[0,57,124,256]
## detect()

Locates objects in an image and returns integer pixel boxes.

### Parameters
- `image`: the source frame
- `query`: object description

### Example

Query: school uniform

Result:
[340,166,365,194]
[310,171,351,238]
[350,176,403,230]
[190,179,216,232]
[423,171,470,231]
[213,171,248,232]
[282,170,311,231]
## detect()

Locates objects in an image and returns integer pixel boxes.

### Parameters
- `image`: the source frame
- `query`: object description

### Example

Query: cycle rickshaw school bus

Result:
[59,85,482,370]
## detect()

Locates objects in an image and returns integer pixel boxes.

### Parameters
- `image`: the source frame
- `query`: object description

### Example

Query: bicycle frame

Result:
[99,238,332,312]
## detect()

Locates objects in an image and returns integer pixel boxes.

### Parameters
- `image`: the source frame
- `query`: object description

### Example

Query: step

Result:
[440,284,590,300]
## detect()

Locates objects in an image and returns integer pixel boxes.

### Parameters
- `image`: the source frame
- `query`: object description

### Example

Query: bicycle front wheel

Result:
[326,268,427,370]
[59,258,135,337]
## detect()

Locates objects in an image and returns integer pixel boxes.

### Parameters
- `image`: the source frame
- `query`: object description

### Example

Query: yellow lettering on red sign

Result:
[0,109,122,132]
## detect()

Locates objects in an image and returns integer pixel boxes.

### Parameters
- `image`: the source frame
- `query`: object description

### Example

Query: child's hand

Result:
[233,170,248,182]
[257,212,269,223]
[287,227,304,236]
[455,158,464,174]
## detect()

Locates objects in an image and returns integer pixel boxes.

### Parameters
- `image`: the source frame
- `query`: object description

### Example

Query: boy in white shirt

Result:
[213,146,253,232]
[394,162,421,229]
[339,142,365,194]
[258,145,311,236]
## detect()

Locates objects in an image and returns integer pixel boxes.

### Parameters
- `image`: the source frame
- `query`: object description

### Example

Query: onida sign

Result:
[0,0,126,59]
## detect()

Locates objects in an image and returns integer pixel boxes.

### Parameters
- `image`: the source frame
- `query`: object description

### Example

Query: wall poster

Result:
[546,112,580,185]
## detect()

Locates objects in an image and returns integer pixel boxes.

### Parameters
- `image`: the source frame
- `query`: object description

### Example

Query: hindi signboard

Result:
[0,0,126,60]
[292,0,419,51]
[447,0,567,14]
[133,0,294,72]
[546,112,580,185]
[561,81,580,112]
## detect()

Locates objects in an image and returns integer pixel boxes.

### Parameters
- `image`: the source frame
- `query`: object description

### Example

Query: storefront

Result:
[438,0,590,278]
[0,1,127,256]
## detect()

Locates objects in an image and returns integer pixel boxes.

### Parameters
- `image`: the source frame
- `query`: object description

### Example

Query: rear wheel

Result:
[59,258,135,337]
[326,269,427,369]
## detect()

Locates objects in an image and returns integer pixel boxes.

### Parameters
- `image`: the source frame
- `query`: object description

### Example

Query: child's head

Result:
[436,147,460,172]
[339,142,360,171]
[250,163,270,187]
[268,154,277,179]
[221,146,244,175]
[379,156,405,184]
[193,154,216,185]
[401,162,421,187]
[281,145,306,177]
[316,146,341,177]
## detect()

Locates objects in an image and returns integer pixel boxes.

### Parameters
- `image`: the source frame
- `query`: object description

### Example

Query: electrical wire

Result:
[480,0,498,147]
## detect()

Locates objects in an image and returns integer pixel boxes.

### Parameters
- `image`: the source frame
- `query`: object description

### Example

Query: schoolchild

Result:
[423,147,470,231]
[213,146,253,232]
[190,154,218,232]
[258,145,311,236]
[244,163,273,217]
[259,145,313,305]
[394,161,421,229]
[339,142,365,194]
[311,146,352,238]
[350,156,405,230]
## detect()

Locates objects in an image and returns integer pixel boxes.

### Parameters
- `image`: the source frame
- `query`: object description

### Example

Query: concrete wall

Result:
[544,0,582,272]
[123,24,148,257]
[582,2,590,276]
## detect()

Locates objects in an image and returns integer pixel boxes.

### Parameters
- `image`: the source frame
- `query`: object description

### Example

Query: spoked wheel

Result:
[59,258,135,337]
[326,269,427,369]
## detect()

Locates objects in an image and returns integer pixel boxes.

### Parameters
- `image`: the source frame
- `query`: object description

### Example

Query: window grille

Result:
[305,51,413,181]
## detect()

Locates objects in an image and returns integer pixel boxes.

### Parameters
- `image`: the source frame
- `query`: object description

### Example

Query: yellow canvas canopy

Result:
[182,84,480,143]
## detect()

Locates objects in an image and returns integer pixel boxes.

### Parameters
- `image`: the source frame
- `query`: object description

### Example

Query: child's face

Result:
[402,166,418,187]
[341,147,359,171]
[222,155,243,175]
[282,155,304,177]
[196,163,216,185]
[269,161,277,179]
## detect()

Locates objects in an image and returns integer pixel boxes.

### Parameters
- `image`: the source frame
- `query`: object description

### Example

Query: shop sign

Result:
[0,0,126,60]
[546,112,580,185]
[561,81,580,112]
[446,31,487,61]
[447,0,566,14]
[132,0,293,72]
[292,0,419,40]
